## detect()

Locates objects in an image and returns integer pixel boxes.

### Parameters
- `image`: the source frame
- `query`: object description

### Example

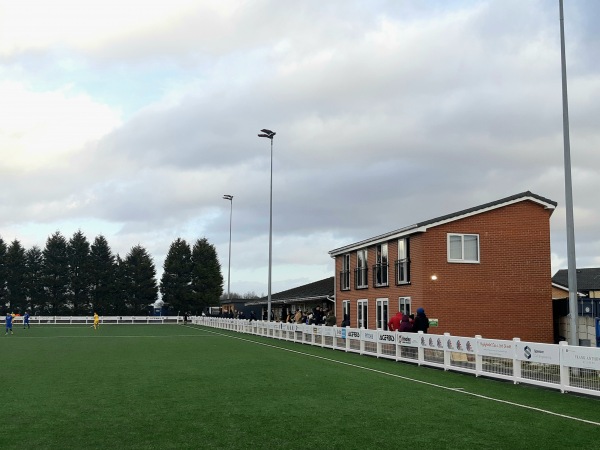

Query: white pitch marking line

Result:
[187,324,600,428]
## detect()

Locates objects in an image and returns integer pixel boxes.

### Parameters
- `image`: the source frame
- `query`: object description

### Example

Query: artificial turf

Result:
[2,324,599,449]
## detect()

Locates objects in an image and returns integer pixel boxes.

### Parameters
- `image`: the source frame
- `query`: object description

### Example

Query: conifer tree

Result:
[68,230,91,315]
[89,235,116,314]
[43,231,70,314]
[160,238,192,314]
[5,240,27,313]
[190,238,224,314]
[123,245,158,314]
[0,237,7,308]
[24,246,45,314]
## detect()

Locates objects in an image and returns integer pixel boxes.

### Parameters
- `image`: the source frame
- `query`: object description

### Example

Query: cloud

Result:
[1,0,599,295]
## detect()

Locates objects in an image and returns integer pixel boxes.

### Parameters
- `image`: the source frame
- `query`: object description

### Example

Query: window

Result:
[376,298,388,330]
[396,238,410,284]
[448,233,480,263]
[357,300,368,328]
[343,300,351,324]
[374,243,389,287]
[340,254,350,291]
[398,297,411,316]
[355,249,368,288]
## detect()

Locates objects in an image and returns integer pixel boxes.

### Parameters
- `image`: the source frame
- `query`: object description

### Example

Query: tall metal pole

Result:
[559,0,578,345]
[268,137,273,322]
[223,195,233,301]
[258,129,276,322]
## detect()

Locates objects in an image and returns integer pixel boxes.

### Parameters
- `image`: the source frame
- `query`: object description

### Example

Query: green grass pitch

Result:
[2,324,600,449]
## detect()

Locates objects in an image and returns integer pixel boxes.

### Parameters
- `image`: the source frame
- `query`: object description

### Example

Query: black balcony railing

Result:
[354,267,368,289]
[373,263,389,287]
[395,259,410,285]
[339,270,350,291]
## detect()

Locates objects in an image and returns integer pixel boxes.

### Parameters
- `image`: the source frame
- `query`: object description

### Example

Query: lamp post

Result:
[559,0,578,345]
[258,128,276,321]
[223,194,234,301]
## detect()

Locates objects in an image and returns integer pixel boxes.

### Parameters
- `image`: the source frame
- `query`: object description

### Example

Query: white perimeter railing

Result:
[193,317,600,398]
[3,316,182,325]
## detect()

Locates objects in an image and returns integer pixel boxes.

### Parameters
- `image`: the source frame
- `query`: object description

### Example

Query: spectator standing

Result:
[314,306,324,325]
[341,314,350,327]
[399,314,413,332]
[388,311,402,331]
[294,309,303,324]
[325,310,337,326]
[413,308,429,334]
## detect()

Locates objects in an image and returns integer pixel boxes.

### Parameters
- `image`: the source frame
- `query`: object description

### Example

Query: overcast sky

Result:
[1,0,598,296]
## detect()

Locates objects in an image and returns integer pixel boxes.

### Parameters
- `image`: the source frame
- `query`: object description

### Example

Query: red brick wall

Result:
[334,200,554,343]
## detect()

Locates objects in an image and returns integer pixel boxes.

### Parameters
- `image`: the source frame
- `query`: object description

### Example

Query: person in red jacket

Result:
[387,311,402,331]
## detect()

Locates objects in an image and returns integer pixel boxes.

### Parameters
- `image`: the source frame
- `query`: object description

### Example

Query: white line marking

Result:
[5,334,218,339]
[185,324,600,427]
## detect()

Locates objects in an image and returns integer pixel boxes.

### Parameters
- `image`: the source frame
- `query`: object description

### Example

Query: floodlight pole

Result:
[223,194,234,301]
[258,129,276,322]
[559,0,578,345]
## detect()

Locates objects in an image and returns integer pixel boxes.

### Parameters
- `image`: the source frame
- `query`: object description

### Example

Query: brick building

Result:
[329,191,556,343]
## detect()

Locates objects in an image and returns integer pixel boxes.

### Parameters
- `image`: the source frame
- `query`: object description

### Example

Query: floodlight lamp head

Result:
[223,194,233,200]
[258,129,276,139]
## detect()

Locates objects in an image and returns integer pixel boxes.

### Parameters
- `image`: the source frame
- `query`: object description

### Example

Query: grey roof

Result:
[552,268,600,292]
[245,277,334,306]
[329,191,557,256]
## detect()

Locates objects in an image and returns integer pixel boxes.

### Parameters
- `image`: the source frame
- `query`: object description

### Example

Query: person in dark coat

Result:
[412,307,429,333]
[399,314,413,332]
[341,314,350,327]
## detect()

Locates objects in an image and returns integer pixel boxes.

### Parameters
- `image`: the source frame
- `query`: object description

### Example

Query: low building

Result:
[552,267,600,346]
[245,277,334,321]
[552,268,600,298]
[329,191,557,343]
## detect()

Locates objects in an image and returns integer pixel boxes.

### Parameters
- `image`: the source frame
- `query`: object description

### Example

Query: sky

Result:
[1,0,599,296]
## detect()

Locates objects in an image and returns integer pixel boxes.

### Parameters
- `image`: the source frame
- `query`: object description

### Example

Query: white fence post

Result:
[513,338,521,384]
[559,341,570,393]
[444,333,451,371]
[417,331,424,365]
[475,335,483,377]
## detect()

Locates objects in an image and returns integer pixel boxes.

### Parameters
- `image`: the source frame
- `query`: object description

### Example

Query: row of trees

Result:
[0,231,223,316]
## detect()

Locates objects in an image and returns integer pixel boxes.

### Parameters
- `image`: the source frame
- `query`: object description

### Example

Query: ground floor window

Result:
[357,300,368,328]
[342,300,351,325]
[376,298,388,330]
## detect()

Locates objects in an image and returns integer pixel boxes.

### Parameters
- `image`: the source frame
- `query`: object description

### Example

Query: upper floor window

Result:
[396,238,410,284]
[355,249,368,289]
[340,254,350,291]
[448,233,480,263]
[399,297,411,316]
[374,243,388,287]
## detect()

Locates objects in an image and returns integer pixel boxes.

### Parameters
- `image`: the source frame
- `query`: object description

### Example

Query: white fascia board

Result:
[328,195,554,258]
[417,196,556,231]
[328,226,426,257]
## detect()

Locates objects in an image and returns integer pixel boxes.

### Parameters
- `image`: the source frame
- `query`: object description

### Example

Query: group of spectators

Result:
[215,305,429,333]
[283,306,336,326]
[387,308,429,333]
